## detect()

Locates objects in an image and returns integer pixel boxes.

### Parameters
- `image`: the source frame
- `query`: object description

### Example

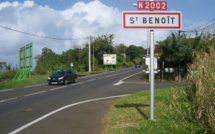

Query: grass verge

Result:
[0,74,49,89]
[102,88,186,134]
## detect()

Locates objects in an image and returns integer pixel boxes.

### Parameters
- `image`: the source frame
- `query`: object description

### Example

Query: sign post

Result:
[70,63,74,69]
[150,29,155,120]
[123,0,182,121]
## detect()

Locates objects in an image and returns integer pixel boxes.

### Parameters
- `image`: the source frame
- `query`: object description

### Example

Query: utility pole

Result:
[178,30,181,82]
[89,35,91,72]
[93,45,94,72]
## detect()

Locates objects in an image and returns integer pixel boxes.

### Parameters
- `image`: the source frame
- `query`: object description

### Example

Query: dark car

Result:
[48,68,77,85]
[135,63,141,68]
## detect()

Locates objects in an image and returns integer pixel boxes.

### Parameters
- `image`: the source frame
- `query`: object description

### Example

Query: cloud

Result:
[0,0,170,68]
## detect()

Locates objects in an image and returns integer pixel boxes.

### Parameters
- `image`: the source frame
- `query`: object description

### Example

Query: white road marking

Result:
[0,97,18,103]
[24,91,47,97]
[49,86,67,91]
[24,83,47,88]
[0,88,14,92]
[113,81,124,86]
[9,94,130,134]
[86,79,96,82]
[120,71,143,82]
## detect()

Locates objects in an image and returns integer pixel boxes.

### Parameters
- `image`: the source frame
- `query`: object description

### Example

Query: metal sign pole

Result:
[149,0,155,121]
[150,29,155,121]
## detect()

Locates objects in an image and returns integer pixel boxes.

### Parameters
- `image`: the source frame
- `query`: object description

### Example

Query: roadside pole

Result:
[149,0,155,121]
[89,35,91,73]
[150,29,155,120]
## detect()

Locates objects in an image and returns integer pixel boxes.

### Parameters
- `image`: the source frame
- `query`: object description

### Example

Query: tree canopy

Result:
[34,34,145,74]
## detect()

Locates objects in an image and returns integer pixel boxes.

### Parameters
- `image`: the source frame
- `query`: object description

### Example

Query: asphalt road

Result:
[0,67,184,134]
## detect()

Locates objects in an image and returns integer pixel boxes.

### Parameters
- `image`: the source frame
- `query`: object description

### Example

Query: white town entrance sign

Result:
[122,0,182,121]
[123,11,182,29]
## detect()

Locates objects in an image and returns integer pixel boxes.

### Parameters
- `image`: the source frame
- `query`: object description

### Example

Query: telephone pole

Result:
[89,35,91,72]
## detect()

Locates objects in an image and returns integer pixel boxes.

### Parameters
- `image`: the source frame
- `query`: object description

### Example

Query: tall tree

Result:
[158,33,187,81]
[34,47,54,64]
[91,34,114,64]
[126,45,145,62]
[115,43,127,54]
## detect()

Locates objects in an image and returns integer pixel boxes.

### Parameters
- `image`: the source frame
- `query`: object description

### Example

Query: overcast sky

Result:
[0,0,214,69]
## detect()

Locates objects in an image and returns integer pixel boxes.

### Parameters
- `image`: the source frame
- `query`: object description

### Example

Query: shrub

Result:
[0,70,17,81]
[126,61,135,67]
[172,46,215,133]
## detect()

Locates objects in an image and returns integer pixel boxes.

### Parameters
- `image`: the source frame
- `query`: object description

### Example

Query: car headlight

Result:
[58,77,64,80]
[48,77,51,80]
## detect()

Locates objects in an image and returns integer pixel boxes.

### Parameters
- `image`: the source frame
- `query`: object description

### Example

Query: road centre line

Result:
[24,91,47,97]
[0,88,14,92]
[86,79,96,82]
[121,71,143,82]
[24,83,47,88]
[9,94,130,134]
[0,97,18,103]
[49,86,67,91]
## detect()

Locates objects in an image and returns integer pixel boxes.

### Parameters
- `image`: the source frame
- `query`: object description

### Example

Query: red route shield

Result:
[137,1,167,10]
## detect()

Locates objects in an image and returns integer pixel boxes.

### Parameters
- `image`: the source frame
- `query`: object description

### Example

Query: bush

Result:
[126,61,135,67]
[0,70,17,81]
[75,64,87,72]
[172,46,215,133]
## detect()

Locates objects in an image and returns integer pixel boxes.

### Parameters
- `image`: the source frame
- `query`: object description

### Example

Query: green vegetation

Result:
[102,88,186,134]
[0,74,48,89]
[157,32,214,81]
[102,38,215,134]
[172,46,215,133]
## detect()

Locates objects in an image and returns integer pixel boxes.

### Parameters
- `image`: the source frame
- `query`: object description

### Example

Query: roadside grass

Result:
[0,74,49,89]
[102,88,186,134]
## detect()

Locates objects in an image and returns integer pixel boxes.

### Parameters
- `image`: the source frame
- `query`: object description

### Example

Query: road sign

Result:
[122,11,182,29]
[70,63,74,67]
[137,1,167,10]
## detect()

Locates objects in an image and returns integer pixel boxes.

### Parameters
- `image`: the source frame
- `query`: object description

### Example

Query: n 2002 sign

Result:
[137,1,167,10]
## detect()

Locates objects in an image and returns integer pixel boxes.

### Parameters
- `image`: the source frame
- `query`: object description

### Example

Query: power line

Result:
[191,18,215,31]
[181,18,215,33]
[0,25,88,41]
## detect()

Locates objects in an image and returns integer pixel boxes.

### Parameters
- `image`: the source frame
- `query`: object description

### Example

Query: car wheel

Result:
[64,79,68,85]
[48,82,51,85]
[74,78,78,83]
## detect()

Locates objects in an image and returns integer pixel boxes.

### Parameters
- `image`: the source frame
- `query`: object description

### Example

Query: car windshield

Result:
[53,69,65,75]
